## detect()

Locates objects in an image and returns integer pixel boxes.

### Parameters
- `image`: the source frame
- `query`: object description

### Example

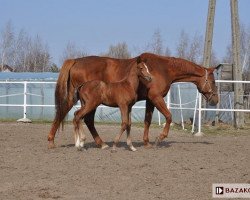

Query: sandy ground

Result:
[0,122,249,200]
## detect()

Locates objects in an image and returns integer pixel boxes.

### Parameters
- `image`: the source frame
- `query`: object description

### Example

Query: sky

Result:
[1,0,250,66]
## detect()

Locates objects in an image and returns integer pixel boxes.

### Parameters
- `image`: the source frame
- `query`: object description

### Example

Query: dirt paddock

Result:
[0,122,249,200]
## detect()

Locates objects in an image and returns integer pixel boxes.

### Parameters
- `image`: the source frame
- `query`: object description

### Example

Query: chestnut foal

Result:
[73,61,152,152]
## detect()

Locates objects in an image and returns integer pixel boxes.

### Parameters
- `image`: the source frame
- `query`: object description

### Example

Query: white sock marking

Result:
[75,135,80,148]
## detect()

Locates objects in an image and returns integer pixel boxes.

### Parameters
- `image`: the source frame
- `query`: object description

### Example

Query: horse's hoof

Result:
[79,141,85,148]
[154,137,161,147]
[101,143,109,150]
[129,146,137,152]
[111,147,117,153]
[144,143,153,149]
[77,147,86,151]
[77,147,82,151]
[48,141,56,149]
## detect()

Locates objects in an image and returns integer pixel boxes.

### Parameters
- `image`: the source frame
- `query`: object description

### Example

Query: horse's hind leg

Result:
[126,108,137,152]
[78,122,86,148]
[48,100,74,148]
[84,109,109,149]
[73,117,81,150]
[73,109,86,150]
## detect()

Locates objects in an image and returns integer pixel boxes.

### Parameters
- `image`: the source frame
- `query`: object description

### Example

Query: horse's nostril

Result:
[146,76,152,82]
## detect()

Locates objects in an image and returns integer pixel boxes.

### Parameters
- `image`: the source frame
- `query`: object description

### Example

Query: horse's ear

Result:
[137,56,147,64]
[215,64,223,71]
[137,56,142,64]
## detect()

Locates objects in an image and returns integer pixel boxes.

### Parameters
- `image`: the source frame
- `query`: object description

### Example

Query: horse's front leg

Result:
[84,109,109,149]
[126,106,137,152]
[143,100,155,148]
[149,95,172,146]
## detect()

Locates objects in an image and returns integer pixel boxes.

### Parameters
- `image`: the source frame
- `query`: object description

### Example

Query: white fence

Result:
[197,80,250,133]
[0,80,250,133]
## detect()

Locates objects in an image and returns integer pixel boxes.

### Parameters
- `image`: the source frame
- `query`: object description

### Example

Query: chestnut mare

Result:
[73,60,152,152]
[48,53,219,148]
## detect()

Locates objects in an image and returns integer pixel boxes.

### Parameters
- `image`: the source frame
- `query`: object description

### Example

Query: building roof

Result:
[0,64,14,72]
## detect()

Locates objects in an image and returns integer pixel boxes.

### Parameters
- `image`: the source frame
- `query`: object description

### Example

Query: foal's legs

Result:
[112,105,129,152]
[111,106,136,152]
[126,107,137,151]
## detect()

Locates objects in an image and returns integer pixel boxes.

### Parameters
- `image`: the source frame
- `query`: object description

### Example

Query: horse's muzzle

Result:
[208,96,219,106]
[145,76,152,82]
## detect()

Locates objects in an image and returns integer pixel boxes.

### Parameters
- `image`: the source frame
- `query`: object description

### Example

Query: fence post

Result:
[23,81,27,119]
[167,87,171,109]
[191,91,199,133]
[194,92,204,136]
[158,111,161,126]
[17,81,32,123]
[178,84,185,130]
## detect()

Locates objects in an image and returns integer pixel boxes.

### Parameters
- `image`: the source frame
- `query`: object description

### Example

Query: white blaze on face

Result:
[143,63,151,75]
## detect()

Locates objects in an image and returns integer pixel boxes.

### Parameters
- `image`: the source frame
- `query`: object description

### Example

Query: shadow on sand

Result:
[60,140,213,150]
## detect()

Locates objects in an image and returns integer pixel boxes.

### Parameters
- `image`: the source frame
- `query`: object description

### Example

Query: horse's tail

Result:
[54,59,76,129]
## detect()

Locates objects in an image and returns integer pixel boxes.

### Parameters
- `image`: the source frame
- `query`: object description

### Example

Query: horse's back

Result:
[70,56,137,86]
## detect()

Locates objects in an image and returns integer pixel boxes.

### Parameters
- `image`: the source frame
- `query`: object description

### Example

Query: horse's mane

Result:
[171,57,204,73]
[140,53,205,78]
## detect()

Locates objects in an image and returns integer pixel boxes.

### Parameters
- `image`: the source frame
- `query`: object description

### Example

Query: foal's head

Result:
[196,67,219,106]
[136,57,152,82]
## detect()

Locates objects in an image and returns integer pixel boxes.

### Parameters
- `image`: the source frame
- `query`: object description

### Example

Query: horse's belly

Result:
[102,101,118,107]
[101,91,119,107]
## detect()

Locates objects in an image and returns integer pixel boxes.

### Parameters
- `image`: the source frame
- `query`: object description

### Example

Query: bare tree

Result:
[188,33,203,63]
[147,29,164,55]
[0,21,52,72]
[164,47,172,56]
[176,30,189,59]
[240,24,250,73]
[222,44,232,63]
[102,42,131,59]
[223,23,250,73]
[22,35,51,72]
[12,29,27,71]
[60,41,88,64]
[210,50,220,67]
[0,21,14,71]
[176,30,203,64]
[22,36,33,72]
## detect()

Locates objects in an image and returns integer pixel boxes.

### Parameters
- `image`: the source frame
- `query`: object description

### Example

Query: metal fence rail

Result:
[1,80,250,134]
[196,80,250,133]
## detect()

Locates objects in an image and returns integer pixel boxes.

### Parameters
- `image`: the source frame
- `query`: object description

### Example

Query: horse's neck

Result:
[172,60,204,84]
[126,66,139,91]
